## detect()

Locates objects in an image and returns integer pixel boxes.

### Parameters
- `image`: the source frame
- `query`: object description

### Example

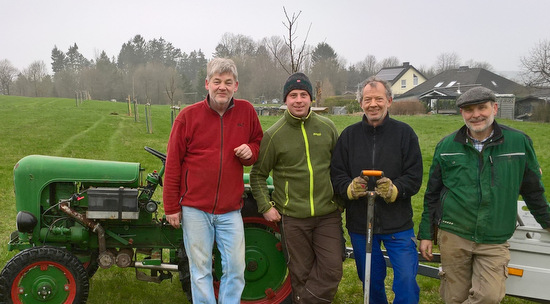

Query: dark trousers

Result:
[280,210,344,303]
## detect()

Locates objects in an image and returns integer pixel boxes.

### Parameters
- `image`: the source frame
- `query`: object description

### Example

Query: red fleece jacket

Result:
[163,98,263,215]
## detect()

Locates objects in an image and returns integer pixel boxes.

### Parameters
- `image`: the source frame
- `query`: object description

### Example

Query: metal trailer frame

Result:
[344,201,550,303]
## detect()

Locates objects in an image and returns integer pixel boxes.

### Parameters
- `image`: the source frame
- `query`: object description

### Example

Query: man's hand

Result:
[166,212,182,228]
[263,207,281,222]
[234,144,252,160]
[375,177,398,203]
[419,239,434,261]
[347,176,368,200]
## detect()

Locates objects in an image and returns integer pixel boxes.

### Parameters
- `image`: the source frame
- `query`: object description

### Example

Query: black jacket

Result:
[331,114,423,234]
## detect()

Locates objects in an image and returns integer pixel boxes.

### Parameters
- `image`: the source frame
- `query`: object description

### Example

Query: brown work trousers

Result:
[280,210,344,304]
[438,230,510,304]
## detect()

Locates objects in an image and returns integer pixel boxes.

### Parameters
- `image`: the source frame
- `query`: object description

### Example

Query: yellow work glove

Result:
[347,176,368,200]
[375,177,398,203]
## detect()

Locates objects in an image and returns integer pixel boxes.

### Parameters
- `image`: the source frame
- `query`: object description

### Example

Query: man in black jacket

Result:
[331,76,423,304]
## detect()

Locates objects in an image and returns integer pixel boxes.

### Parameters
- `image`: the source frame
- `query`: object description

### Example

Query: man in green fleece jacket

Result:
[250,72,342,303]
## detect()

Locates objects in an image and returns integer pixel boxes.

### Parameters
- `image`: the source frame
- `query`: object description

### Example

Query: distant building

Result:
[375,62,427,96]
[395,66,536,118]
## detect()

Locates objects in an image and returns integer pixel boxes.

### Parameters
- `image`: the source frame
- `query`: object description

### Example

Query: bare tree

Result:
[164,66,180,106]
[377,56,401,70]
[520,39,550,86]
[464,59,494,71]
[435,52,461,73]
[358,55,378,77]
[0,59,19,95]
[269,7,311,75]
[24,60,48,97]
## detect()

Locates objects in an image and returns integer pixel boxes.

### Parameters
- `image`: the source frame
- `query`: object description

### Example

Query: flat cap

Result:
[456,86,496,108]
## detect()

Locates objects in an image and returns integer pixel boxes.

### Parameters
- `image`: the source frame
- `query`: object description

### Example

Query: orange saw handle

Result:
[361,170,384,177]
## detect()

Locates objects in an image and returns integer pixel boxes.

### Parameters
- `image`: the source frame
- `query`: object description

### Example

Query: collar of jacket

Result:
[284,108,313,127]
[205,95,235,115]
[454,120,504,146]
[361,113,390,134]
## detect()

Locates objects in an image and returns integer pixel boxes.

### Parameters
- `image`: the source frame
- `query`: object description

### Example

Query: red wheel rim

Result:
[11,261,77,304]
[213,217,292,303]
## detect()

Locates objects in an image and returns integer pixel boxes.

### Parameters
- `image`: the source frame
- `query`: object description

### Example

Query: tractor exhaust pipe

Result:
[59,199,112,268]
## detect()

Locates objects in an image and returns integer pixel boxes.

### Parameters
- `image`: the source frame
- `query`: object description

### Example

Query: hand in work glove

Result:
[347,176,368,200]
[375,177,398,203]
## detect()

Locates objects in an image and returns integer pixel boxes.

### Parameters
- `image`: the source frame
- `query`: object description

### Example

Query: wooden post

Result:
[171,106,180,127]
[127,95,132,116]
[134,98,139,122]
[145,103,153,134]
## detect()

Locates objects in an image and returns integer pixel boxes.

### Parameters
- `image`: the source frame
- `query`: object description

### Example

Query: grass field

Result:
[0,95,547,303]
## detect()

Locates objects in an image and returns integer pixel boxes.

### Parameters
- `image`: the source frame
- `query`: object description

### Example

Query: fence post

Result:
[145,103,153,134]
[134,99,139,122]
[171,106,180,127]
[127,95,132,116]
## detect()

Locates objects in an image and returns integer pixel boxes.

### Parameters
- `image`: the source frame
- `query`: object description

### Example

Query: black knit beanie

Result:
[283,72,313,102]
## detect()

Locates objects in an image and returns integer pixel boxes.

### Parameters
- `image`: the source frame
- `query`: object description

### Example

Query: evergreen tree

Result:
[51,45,66,73]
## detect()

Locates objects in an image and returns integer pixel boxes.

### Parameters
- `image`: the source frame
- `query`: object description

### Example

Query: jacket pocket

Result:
[491,152,525,188]
[439,153,475,189]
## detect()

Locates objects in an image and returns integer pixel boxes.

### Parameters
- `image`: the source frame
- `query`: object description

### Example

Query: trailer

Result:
[345,201,550,303]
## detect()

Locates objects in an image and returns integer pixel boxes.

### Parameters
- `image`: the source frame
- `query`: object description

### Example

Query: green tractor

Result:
[0,147,291,303]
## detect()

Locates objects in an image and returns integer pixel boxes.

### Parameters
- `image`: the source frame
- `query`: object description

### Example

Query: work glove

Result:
[347,176,368,200]
[375,177,398,203]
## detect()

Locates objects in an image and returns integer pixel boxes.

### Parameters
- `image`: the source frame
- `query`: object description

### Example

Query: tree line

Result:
[1,31,548,105]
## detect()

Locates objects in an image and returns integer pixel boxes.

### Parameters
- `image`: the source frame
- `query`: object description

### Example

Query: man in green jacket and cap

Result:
[418,86,550,303]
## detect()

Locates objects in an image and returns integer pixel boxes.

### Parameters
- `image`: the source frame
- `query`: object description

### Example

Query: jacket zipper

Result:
[300,121,315,217]
[212,115,224,213]
[179,170,189,206]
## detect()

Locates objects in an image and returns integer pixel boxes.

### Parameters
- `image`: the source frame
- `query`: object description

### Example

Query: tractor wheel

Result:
[75,250,99,278]
[0,246,89,304]
[178,244,193,303]
[214,217,292,304]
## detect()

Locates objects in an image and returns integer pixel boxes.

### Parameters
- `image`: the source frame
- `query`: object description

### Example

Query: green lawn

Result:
[0,96,545,303]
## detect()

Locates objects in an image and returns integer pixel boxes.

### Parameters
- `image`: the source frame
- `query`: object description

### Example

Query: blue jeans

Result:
[350,228,419,304]
[182,206,245,304]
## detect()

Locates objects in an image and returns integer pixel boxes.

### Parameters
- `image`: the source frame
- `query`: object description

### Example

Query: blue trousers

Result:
[182,206,245,304]
[350,228,419,304]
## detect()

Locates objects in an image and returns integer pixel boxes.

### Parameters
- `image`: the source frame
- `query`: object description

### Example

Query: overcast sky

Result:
[2,0,549,74]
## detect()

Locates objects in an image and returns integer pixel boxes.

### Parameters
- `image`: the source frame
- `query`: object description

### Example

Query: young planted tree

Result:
[269,7,312,75]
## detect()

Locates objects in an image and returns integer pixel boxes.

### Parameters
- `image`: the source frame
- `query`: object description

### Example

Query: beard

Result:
[465,114,494,136]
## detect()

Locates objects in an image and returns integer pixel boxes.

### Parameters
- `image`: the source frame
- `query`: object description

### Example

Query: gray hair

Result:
[356,76,392,102]
[207,58,238,82]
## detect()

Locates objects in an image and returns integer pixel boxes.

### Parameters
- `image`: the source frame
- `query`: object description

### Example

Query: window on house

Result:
[435,81,444,87]
[401,79,406,88]
[413,74,418,86]
[447,81,457,87]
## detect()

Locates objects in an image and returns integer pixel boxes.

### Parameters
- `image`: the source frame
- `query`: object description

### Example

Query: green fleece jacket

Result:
[250,110,339,218]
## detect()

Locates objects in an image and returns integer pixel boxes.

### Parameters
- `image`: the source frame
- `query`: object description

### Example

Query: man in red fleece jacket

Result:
[163,58,263,304]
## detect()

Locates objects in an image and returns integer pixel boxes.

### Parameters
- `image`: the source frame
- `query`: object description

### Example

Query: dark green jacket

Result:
[418,122,550,244]
[250,110,339,218]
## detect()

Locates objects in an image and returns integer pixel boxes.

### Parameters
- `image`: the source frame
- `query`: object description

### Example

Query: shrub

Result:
[322,94,363,114]
[390,100,427,115]
[531,103,550,122]
[323,94,356,108]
